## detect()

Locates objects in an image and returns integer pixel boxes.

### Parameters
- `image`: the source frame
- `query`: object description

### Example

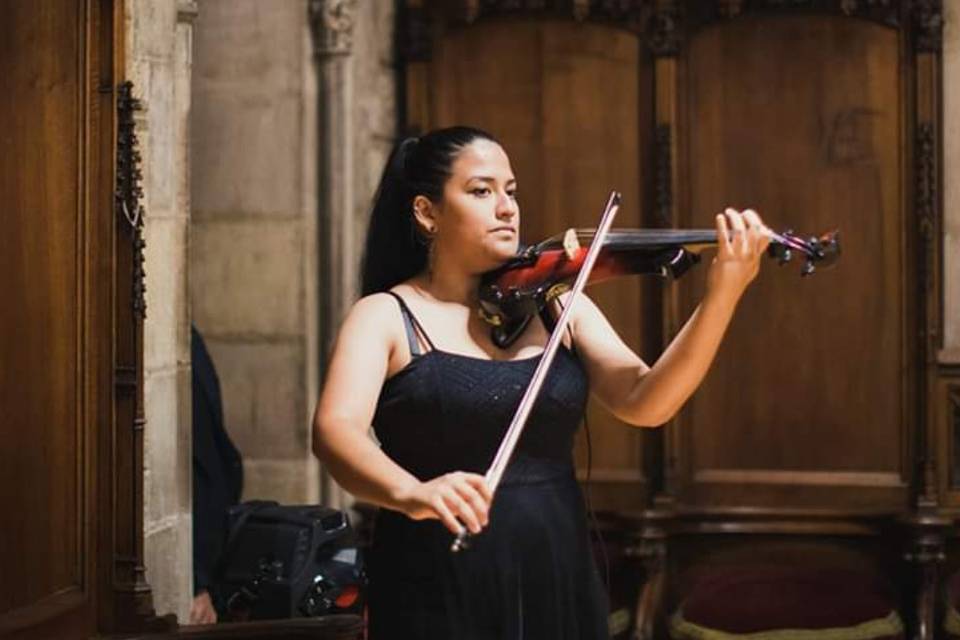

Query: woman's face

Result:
[432,139,520,271]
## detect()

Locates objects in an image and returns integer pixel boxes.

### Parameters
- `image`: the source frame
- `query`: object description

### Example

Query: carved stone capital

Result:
[309,0,357,58]
[176,0,199,24]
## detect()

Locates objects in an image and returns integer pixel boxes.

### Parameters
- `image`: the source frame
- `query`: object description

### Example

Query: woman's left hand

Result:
[705,208,771,299]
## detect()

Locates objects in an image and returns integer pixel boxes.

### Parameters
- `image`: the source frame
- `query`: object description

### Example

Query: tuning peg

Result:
[801,260,815,277]
[767,244,792,266]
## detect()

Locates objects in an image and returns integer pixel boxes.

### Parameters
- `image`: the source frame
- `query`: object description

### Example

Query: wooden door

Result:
[0,2,166,637]
[401,3,657,511]
[0,2,104,636]
[653,2,935,516]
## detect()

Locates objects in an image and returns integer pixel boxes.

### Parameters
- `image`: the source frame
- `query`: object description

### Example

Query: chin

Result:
[492,241,520,260]
[475,245,518,273]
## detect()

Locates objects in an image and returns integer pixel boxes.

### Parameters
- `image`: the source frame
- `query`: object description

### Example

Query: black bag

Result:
[213,501,365,621]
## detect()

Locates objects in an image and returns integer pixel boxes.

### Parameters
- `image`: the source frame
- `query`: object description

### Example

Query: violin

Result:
[452,191,838,552]
[478,226,841,348]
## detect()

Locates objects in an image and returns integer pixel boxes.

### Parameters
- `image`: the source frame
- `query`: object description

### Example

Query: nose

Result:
[495,190,517,221]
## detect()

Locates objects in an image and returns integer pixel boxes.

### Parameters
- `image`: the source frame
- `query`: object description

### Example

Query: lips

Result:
[491,226,516,233]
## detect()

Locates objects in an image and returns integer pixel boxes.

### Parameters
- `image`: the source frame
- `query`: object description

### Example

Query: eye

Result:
[507,189,518,200]
[470,187,492,197]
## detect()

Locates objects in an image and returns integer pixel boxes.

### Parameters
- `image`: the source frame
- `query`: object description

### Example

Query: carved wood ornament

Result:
[117,81,147,319]
[653,124,672,227]
[111,79,175,634]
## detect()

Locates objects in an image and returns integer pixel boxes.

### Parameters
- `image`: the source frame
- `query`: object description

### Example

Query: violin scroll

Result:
[767,229,841,276]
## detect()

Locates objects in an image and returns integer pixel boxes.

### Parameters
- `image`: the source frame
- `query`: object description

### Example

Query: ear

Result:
[412,195,438,236]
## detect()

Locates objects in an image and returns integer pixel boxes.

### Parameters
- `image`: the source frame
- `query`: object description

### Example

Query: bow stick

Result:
[451,190,622,552]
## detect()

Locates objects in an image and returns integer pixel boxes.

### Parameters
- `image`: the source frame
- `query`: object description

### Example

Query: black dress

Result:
[367,292,609,640]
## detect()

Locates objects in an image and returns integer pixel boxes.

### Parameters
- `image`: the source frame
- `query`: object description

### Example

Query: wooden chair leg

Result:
[904,513,949,640]
[633,567,665,640]
[632,532,667,640]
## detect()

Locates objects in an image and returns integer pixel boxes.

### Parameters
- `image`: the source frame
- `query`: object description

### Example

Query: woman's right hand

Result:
[395,471,492,535]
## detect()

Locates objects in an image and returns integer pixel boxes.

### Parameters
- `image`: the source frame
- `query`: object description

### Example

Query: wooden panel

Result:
[423,19,654,510]
[0,1,120,637]
[936,373,960,501]
[0,0,86,626]
[671,15,908,509]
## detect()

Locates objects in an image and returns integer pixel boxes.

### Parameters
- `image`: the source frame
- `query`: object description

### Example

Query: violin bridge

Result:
[562,228,580,260]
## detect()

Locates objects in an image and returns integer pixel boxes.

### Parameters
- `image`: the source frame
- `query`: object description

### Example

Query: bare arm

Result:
[570,209,770,427]
[311,294,490,534]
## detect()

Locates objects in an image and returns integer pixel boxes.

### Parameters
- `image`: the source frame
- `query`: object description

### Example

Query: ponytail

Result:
[360,126,498,296]
[361,138,424,296]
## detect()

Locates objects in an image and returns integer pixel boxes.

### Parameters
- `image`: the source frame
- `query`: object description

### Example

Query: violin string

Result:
[541,228,815,258]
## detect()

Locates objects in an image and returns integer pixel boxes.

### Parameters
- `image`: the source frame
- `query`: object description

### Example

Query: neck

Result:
[414,252,480,306]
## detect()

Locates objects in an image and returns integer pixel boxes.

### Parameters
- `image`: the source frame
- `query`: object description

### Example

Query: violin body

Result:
[479,228,840,348]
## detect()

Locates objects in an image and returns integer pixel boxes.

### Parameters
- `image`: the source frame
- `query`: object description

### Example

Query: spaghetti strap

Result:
[383,290,436,356]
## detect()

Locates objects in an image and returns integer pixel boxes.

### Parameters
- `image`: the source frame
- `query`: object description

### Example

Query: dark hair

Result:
[360,126,498,296]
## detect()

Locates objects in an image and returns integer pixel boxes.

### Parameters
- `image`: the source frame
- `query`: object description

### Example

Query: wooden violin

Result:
[478,227,841,348]
[452,191,838,553]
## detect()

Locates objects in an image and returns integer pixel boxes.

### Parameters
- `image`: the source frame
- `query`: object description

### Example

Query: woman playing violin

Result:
[311,126,770,639]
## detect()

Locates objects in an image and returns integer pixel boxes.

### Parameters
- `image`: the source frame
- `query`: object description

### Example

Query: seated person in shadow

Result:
[189,325,243,624]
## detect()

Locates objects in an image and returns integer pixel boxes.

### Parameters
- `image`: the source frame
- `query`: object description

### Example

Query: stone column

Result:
[309,0,358,510]
[128,0,197,622]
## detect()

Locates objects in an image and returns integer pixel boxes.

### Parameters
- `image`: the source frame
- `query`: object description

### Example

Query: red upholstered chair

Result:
[668,565,903,640]
[630,514,916,640]
[944,571,960,639]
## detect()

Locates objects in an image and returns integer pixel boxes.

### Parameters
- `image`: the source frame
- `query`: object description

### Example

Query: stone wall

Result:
[127,0,196,623]
[190,0,397,512]
[191,0,319,506]
[351,0,397,248]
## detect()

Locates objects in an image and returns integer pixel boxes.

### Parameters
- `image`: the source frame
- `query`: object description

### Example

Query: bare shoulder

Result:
[351,291,401,317]
[338,292,406,350]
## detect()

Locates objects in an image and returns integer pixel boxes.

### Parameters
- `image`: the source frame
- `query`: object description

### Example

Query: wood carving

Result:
[117,81,146,319]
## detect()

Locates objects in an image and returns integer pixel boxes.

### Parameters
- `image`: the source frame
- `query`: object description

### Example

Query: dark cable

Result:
[555,297,610,593]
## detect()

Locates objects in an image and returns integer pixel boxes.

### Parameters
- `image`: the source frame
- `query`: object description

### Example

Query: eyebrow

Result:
[468,175,517,186]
